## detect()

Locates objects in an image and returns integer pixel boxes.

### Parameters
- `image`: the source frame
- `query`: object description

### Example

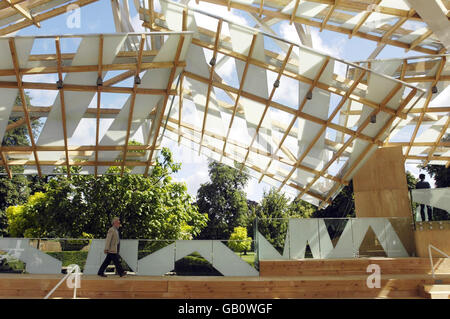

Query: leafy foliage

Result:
[228,226,252,255]
[4,148,208,239]
[196,161,249,239]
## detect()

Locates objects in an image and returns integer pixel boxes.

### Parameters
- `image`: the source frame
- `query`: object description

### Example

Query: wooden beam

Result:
[405,57,446,160]
[165,121,331,203]
[0,61,186,77]
[167,33,408,119]
[290,0,300,25]
[55,37,71,177]
[408,30,433,52]
[278,69,368,194]
[178,73,184,145]
[95,34,103,178]
[182,71,383,147]
[0,151,12,179]
[185,0,440,54]
[0,80,178,95]
[4,0,41,28]
[424,115,450,165]
[144,35,185,176]
[240,44,294,172]
[221,34,258,160]
[121,34,146,177]
[318,87,418,208]
[0,0,98,36]
[258,58,330,183]
[8,38,41,177]
[0,159,155,167]
[198,19,223,155]
[321,0,338,31]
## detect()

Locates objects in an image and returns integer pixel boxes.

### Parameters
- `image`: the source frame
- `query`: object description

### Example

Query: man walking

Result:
[415,174,432,222]
[98,217,127,277]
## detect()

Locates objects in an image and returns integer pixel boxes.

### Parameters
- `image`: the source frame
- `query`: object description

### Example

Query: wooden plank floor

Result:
[1,273,450,299]
[1,258,449,299]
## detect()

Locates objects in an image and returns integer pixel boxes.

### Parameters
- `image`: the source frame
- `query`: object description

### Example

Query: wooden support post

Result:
[55,37,71,177]
[278,69,368,194]
[95,34,103,177]
[144,35,185,176]
[8,38,42,177]
[405,57,445,161]
[198,19,223,155]
[220,34,257,161]
[0,151,12,179]
[319,87,418,208]
[121,34,146,177]
[258,58,330,183]
[240,44,293,172]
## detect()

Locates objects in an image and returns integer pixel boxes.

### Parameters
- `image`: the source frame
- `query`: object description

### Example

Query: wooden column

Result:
[353,146,411,218]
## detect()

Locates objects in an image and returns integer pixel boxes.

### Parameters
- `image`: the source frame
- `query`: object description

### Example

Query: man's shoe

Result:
[98,273,107,277]
[120,271,127,277]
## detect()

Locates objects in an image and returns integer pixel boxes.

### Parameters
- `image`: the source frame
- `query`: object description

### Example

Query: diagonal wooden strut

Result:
[55,37,71,177]
[8,38,42,177]
[121,34,146,177]
[144,35,186,177]
[220,34,257,162]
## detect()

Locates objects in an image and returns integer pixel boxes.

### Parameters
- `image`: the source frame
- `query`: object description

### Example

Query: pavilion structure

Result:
[0,0,449,299]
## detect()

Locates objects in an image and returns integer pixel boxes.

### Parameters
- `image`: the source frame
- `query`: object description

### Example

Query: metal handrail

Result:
[44,264,81,299]
[428,244,449,280]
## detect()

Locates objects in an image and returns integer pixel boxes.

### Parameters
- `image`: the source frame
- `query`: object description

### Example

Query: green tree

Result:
[2,94,42,148]
[5,192,47,237]
[196,161,249,240]
[4,148,208,239]
[254,188,290,252]
[421,137,450,220]
[0,93,46,235]
[228,226,252,255]
[312,182,355,218]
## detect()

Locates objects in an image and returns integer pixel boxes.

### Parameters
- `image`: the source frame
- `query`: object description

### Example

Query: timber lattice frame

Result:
[134,0,426,207]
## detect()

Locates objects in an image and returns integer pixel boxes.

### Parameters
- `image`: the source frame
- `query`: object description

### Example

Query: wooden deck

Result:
[1,258,449,299]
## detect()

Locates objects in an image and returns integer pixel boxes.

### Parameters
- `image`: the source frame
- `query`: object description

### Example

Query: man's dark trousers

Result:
[98,253,125,276]
[420,204,432,222]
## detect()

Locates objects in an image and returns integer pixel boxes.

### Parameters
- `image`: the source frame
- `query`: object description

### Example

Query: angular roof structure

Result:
[0,0,99,35]
[0,0,448,208]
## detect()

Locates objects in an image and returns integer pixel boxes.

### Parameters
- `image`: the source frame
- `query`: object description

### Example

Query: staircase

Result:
[421,284,450,299]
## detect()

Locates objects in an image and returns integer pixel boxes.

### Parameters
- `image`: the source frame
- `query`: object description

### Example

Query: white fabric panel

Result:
[229,27,268,99]
[358,12,397,34]
[411,187,450,211]
[380,0,410,10]
[409,116,448,156]
[396,27,430,45]
[282,1,328,19]
[345,60,403,175]
[96,34,190,163]
[0,38,34,143]
[37,35,127,162]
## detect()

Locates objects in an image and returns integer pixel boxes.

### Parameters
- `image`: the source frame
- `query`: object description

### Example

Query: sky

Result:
[13,0,439,202]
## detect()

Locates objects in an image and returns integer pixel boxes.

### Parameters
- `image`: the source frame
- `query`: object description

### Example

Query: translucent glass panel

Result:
[257,217,413,260]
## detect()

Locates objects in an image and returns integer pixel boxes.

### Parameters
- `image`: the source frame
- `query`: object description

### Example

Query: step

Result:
[421,284,450,299]
[259,258,450,276]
